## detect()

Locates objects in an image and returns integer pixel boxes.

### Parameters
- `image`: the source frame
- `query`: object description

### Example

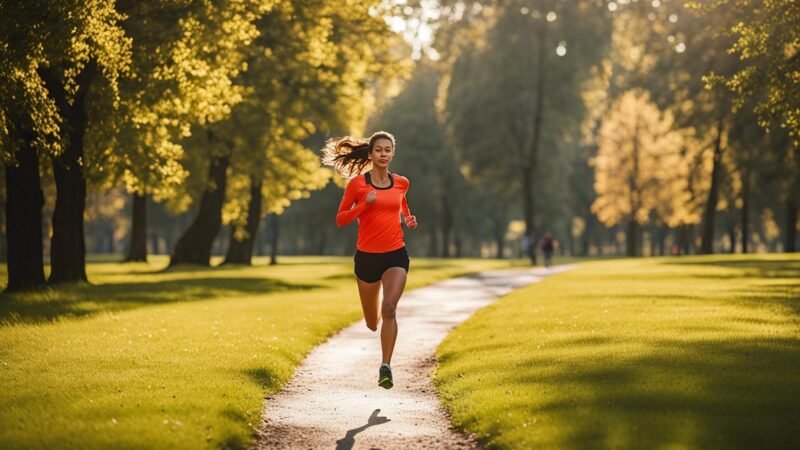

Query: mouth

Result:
[378,160,388,164]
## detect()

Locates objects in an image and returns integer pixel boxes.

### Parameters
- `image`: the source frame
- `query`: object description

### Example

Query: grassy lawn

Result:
[435,254,800,449]
[0,255,515,450]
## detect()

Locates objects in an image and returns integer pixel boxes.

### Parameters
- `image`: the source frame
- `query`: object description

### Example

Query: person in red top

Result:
[322,131,417,389]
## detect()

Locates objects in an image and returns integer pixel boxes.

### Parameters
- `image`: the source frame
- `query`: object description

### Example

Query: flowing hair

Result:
[321,131,396,179]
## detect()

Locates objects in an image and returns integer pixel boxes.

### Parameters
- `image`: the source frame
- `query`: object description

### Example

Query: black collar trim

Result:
[365,171,394,190]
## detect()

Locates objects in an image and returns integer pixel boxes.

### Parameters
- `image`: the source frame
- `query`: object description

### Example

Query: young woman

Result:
[321,131,417,389]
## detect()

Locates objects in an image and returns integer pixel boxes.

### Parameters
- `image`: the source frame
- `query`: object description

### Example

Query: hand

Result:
[405,215,417,229]
[365,190,377,204]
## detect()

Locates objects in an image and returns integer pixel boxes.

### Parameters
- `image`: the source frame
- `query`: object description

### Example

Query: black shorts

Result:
[354,246,410,283]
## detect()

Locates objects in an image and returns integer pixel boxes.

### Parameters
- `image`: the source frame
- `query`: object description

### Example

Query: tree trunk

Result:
[785,197,797,252]
[170,152,230,266]
[41,62,96,284]
[125,193,148,262]
[224,179,263,265]
[150,232,160,255]
[625,219,638,257]
[522,167,536,264]
[428,215,439,257]
[728,224,737,253]
[440,193,452,257]
[107,225,115,253]
[5,118,46,291]
[741,167,750,253]
[256,219,267,256]
[700,116,725,254]
[581,212,593,256]
[317,232,326,255]
[494,219,505,259]
[678,225,691,255]
[521,19,547,266]
[269,213,280,265]
[565,223,573,257]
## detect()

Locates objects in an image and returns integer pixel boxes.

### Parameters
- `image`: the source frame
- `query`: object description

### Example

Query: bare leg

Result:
[379,267,407,365]
[356,277,381,331]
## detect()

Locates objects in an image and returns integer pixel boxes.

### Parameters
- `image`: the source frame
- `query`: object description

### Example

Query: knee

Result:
[381,303,396,321]
[365,320,378,332]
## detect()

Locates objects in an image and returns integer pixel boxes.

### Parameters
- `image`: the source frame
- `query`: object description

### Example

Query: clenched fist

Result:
[365,190,377,204]
[405,215,417,229]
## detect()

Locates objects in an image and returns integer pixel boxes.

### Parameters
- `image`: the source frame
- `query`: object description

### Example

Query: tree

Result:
[690,0,800,251]
[439,0,611,264]
[170,0,402,266]
[111,0,272,263]
[1,0,131,288]
[592,90,682,256]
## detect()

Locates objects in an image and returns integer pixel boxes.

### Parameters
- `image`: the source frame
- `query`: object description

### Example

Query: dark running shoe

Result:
[378,364,393,389]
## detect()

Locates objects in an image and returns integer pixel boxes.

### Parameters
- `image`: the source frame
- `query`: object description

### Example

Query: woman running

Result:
[321,131,417,389]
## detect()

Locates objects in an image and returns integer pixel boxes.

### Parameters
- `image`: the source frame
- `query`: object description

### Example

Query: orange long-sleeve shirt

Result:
[336,172,411,253]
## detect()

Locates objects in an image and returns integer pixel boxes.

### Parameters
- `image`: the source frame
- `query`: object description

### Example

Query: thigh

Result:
[356,277,382,320]
[380,267,407,306]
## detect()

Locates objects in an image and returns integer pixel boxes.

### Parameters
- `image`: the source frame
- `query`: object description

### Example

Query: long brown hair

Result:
[321,131,396,179]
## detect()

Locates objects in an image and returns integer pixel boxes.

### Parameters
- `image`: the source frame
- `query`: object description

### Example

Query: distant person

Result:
[322,131,417,390]
[541,232,555,267]
[521,235,531,259]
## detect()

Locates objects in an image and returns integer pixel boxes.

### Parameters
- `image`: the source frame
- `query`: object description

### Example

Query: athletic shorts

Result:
[354,246,410,283]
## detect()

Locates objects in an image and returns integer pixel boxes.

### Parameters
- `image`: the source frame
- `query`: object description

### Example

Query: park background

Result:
[2,0,798,284]
[1,0,798,449]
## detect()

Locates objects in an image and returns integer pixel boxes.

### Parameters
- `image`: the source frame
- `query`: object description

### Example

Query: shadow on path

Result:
[335,409,391,450]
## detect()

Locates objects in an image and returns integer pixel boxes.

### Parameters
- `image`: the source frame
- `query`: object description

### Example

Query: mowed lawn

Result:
[435,255,800,450]
[0,255,515,450]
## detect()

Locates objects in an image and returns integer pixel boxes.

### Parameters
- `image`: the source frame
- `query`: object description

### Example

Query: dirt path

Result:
[252,266,572,450]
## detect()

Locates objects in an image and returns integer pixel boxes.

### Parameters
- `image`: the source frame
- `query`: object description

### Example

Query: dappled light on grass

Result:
[435,255,800,449]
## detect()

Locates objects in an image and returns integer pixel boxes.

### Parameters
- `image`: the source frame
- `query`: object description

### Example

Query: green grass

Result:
[435,254,800,450]
[0,255,516,450]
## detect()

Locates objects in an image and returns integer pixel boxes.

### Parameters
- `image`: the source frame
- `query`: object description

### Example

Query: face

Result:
[370,137,394,169]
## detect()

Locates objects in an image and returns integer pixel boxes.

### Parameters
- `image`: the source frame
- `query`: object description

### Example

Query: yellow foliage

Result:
[592,89,686,227]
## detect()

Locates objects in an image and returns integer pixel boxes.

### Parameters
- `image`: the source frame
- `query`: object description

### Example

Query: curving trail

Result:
[252,266,572,450]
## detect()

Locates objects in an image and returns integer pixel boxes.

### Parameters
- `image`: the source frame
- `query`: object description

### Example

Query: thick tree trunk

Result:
[5,118,46,291]
[125,193,148,262]
[223,179,262,265]
[170,153,230,266]
[625,219,638,257]
[41,62,96,284]
[269,213,280,265]
[701,116,725,254]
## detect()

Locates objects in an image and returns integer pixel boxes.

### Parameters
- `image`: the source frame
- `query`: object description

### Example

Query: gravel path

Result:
[252,265,572,450]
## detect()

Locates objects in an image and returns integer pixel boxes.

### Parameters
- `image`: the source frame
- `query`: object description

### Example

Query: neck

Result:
[371,167,389,179]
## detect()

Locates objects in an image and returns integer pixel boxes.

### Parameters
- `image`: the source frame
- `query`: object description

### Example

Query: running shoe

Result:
[378,364,393,389]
